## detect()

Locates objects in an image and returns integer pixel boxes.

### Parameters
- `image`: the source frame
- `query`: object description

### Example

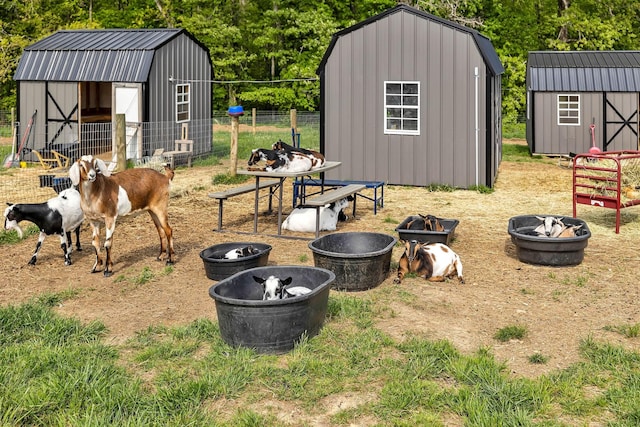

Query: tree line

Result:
[1,0,639,123]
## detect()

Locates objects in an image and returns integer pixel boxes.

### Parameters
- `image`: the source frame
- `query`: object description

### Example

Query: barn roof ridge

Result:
[317,3,504,76]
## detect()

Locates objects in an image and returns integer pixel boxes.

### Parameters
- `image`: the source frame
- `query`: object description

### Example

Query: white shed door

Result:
[113,85,142,160]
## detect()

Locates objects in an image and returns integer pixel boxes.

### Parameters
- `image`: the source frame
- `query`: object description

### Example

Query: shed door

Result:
[113,84,142,160]
[46,82,79,148]
[604,92,639,151]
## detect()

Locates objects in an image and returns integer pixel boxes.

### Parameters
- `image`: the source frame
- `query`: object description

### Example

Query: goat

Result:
[281,197,352,233]
[247,147,323,173]
[224,245,259,260]
[4,188,83,266]
[271,139,325,168]
[405,214,444,231]
[533,216,565,237]
[394,240,464,284]
[253,275,293,300]
[69,155,175,277]
[556,223,583,238]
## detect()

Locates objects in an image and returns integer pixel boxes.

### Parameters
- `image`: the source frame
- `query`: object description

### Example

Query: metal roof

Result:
[317,4,504,76]
[15,29,189,82]
[528,51,640,92]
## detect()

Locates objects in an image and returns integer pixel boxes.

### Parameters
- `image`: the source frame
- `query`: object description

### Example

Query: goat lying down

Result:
[247,147,324,173]
[69,155,175,277]
[4,188,84,266]
[405,214,444,231]
[224,245,259,259]
[271,139,325,168]
[532,216,583,238]
[281,197,351,233]
[253,275,312,300]
[394,240,464,284]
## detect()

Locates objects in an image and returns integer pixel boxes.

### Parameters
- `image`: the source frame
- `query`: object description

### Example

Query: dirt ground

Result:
[1,146,640,382]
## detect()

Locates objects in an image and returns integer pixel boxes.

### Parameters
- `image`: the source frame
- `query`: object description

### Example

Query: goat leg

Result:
[61,232,72,265]
[74,226,82,251]
[28,232,47,265]
[394,256,409,284]
[90,223,103,273]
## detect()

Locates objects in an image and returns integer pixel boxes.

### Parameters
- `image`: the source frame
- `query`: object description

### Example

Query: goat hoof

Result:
[393,278,401,284]
[28,258,37,265]
[166,260,174,266]
[103,270,113,278]
[65,260,73,266]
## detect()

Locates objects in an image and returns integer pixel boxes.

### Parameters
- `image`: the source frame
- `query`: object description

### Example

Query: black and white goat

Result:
[4,188,84,266]
[247,147,324,173]
[281,197,351,233]
[405,214,444,231]
[253,275,312,300]
[394,240,464,284]
[69,155,175,277]
[271,139,325,168]
[224,245,259,259]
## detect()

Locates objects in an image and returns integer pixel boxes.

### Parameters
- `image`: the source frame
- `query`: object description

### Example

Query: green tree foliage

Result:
[2,0,640,115]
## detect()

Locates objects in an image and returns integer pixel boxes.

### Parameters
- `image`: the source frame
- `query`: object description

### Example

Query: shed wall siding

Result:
[323,9,488,187]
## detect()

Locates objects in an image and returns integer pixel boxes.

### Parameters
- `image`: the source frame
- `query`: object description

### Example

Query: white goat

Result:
[224,245,259,259]
[281,197,351,233]
[4,188,84,266]
[69,155,174,277]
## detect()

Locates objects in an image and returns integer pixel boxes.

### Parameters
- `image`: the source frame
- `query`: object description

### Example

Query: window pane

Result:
[387,119,401,130]
[403,95,418,106]
[386,83,401,94]
[403,108,418,119]
[387,108,402,118]
[386,95,401,105]
[403,120,418,131]
[403,84,418,94]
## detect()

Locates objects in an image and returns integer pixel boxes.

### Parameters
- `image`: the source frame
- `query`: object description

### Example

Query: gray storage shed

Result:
[526,51,640,155]
[14,28,213,162]
[317,4,504,188]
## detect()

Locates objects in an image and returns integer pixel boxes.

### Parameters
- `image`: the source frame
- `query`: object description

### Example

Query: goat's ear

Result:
[282,277,293,286]
[253,275,265,284]
[69,162,80,186]
[94,158,111,177]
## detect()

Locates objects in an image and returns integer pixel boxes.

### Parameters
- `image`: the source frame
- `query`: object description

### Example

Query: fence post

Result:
[252,108,257,135]
[290,109,297,134]
[115,114,126,172]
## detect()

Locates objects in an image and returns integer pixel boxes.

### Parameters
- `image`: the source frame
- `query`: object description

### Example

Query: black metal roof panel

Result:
[528,51,640,91]
[317,4,504,76]
[15,29,182,82]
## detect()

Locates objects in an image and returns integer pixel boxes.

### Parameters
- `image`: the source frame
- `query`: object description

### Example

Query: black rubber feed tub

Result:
[209,266,335,354]
[508,215,591,266]
[308,232,397,291]
[200,242,272,281]
[395,216,459,245]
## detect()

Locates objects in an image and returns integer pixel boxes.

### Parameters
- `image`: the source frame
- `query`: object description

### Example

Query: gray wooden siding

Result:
[323,9,488,187]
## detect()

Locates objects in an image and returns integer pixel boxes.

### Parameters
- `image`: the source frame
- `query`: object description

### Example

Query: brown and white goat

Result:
[394,240,464,284]
[69,155,175,277]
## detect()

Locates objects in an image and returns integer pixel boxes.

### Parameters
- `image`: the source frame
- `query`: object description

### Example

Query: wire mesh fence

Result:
[0,110,320,204]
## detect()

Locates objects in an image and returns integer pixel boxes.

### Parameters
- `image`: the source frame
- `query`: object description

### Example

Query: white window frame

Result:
[176,83,191,123]
[557,94,580,126]
[384,81,420,135]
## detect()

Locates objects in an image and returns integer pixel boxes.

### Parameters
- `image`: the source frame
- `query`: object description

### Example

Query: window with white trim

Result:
[176,83,190,122]
[384,81,419,135]
[557,94,580,125]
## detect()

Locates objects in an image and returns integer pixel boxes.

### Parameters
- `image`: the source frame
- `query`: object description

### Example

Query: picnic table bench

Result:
[208,179,280,231]
[293,179,384,214]
[298,183,366,237]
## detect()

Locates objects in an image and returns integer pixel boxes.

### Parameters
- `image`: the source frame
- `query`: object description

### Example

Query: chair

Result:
[30,149,65,170]
[163,123,193,168]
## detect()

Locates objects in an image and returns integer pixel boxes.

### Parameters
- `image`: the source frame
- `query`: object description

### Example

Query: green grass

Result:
[502,142,545,162]
[212,126,320,160]
[494,325,528,342]
[2,292,640,425]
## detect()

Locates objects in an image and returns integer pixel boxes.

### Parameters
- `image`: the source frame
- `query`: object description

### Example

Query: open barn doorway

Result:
[79,82,113,159]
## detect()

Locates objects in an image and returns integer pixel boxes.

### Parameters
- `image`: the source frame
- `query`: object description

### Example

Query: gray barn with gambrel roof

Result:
[14,28,213,162]
[317,4,504,188]
[526,51,640,155]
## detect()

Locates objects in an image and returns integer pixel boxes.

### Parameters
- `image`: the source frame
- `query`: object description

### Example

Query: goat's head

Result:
[247,149,263,166]
[69,155,111,186]
[4,204,23,238]
[422,214,444,232]
[402,239,423,264]
[534,216,564,237]
[254,275,293,300]
[271,139,290,151]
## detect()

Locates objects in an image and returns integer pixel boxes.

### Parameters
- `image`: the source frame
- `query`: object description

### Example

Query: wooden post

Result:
[290,109,297,134]
[230,115,239,177]
[252,108,257,135]
[115,113,126,172]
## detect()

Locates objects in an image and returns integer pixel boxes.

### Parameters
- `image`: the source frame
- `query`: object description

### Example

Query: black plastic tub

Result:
[308,232,397,291]
[395,216,459,245]
[508,215,591,266]
[208,266,335,354]
[200,242,272,281]
[38,174,55,188]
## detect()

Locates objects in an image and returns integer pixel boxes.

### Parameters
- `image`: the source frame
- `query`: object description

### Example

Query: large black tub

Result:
[308,232,396,291]
[508,215,591,266]
[209,266,335,353]
[395,216,459,245]
[200,242,271,281]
